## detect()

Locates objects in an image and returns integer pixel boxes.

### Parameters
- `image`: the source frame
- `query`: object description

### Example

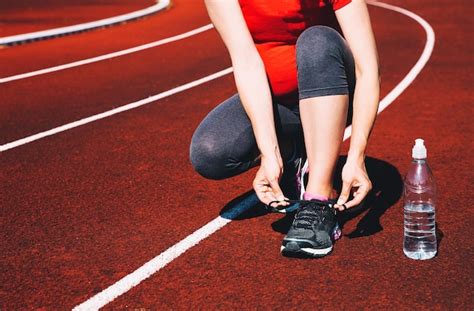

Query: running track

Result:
[0,0,155,37]
[1,0,473,309]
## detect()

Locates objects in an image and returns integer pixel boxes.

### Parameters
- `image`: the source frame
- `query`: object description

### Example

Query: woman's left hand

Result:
[335,157,372,211]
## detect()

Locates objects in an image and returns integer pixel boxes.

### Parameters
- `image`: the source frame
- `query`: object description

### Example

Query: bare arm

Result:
[204,0,287,204]
[204,0,279,157]
[335,0,380,208]
[337,0,380,161]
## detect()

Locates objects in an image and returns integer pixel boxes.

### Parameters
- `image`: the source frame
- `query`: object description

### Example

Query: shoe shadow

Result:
[219,190,269,220]
[271,212,296,234]
[272,156,403,237]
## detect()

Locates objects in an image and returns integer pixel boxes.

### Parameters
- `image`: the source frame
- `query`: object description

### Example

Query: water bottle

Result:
[403,138,437,260]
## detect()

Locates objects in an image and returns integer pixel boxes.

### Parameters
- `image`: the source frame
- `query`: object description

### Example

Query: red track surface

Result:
[0,0,155,37]
[1,0,473,309]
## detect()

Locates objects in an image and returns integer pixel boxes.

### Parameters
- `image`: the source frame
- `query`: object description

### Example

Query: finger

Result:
[254,188,269,205]
[272,200,289,208]
[253,182,272,205]
[269,196,290,209]
[262,192,280,206]
[336,181,352,206]
[343,185,370,209]
[264,186,280,204]
[256,194,268,205]
[268,179,288,206]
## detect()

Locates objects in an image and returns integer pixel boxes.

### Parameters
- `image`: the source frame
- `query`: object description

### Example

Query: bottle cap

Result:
[412,138,427,159]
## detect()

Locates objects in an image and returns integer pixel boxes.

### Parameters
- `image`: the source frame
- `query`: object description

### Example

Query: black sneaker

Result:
[281,199,341,258]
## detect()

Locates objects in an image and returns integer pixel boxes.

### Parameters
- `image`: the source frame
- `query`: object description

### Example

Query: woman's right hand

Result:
[252,150,289,208]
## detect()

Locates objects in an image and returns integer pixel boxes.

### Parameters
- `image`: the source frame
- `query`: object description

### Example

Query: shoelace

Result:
[293,200,333,229]
[266,198,336,212]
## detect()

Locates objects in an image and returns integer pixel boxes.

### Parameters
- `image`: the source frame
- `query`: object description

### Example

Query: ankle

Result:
[303,185,337,200]
[303,192,329,201]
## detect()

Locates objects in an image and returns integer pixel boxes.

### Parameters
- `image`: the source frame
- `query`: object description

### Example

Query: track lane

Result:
[0,0,155,37]
[0,0,422,149]
[0,75,247,308]
[1,0,472,309]
[0,4,424,308]
[0,29,229,144]
[0,1,210,77]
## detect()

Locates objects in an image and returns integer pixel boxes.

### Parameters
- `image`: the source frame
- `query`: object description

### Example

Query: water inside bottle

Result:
[403,203,437,260]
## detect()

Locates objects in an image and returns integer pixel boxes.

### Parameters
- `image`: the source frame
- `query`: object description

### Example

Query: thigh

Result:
[190,93,304,179]
[191,93,259,165]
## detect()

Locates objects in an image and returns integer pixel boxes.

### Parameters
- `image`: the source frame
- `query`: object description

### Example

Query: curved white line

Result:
[73,2,436,310]
[0,24,214,84]
[0,68,233,152]
[0,0,170,46]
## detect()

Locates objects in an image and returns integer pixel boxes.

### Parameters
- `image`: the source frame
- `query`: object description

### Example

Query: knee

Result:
[296,26,345,67]
[189,133,229,180]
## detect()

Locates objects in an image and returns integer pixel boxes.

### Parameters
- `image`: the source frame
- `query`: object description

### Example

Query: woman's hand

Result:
[253,150,288,208]
[335,157,372,211]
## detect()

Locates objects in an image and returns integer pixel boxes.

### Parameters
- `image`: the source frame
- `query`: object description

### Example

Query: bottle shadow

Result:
[435,223,444,256]
[271,156,404,237]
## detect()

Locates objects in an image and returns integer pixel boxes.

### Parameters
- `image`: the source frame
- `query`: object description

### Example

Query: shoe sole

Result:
[281,224,341,258]
[280,242,333,258]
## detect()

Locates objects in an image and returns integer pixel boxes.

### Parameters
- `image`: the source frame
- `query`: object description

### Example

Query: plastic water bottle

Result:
[403,138,437,260]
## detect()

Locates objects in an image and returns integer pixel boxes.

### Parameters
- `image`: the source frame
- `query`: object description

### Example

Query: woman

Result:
[190,0,379,257]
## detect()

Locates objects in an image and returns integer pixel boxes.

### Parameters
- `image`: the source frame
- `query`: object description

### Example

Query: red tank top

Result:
[238,0,351,104]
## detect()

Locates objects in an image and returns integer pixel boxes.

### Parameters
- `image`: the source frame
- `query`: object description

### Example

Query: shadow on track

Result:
[219,190,268,220]
[435,223,444,256]
[271,156,403,237]
[219,157,403,238]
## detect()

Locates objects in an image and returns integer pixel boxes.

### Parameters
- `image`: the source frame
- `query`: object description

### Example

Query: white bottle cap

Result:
[412,138,427,159]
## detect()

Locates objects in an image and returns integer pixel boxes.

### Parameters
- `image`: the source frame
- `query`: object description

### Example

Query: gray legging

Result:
[190,26,355,180]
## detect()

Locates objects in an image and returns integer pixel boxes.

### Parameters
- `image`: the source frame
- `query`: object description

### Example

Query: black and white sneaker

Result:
[281,199,341,258]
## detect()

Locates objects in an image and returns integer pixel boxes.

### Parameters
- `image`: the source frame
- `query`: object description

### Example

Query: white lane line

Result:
[73,2,436,310]
[0,68,233,152]
[0,24,214,84]
[73,194,260,311]
[0,0,170,46]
